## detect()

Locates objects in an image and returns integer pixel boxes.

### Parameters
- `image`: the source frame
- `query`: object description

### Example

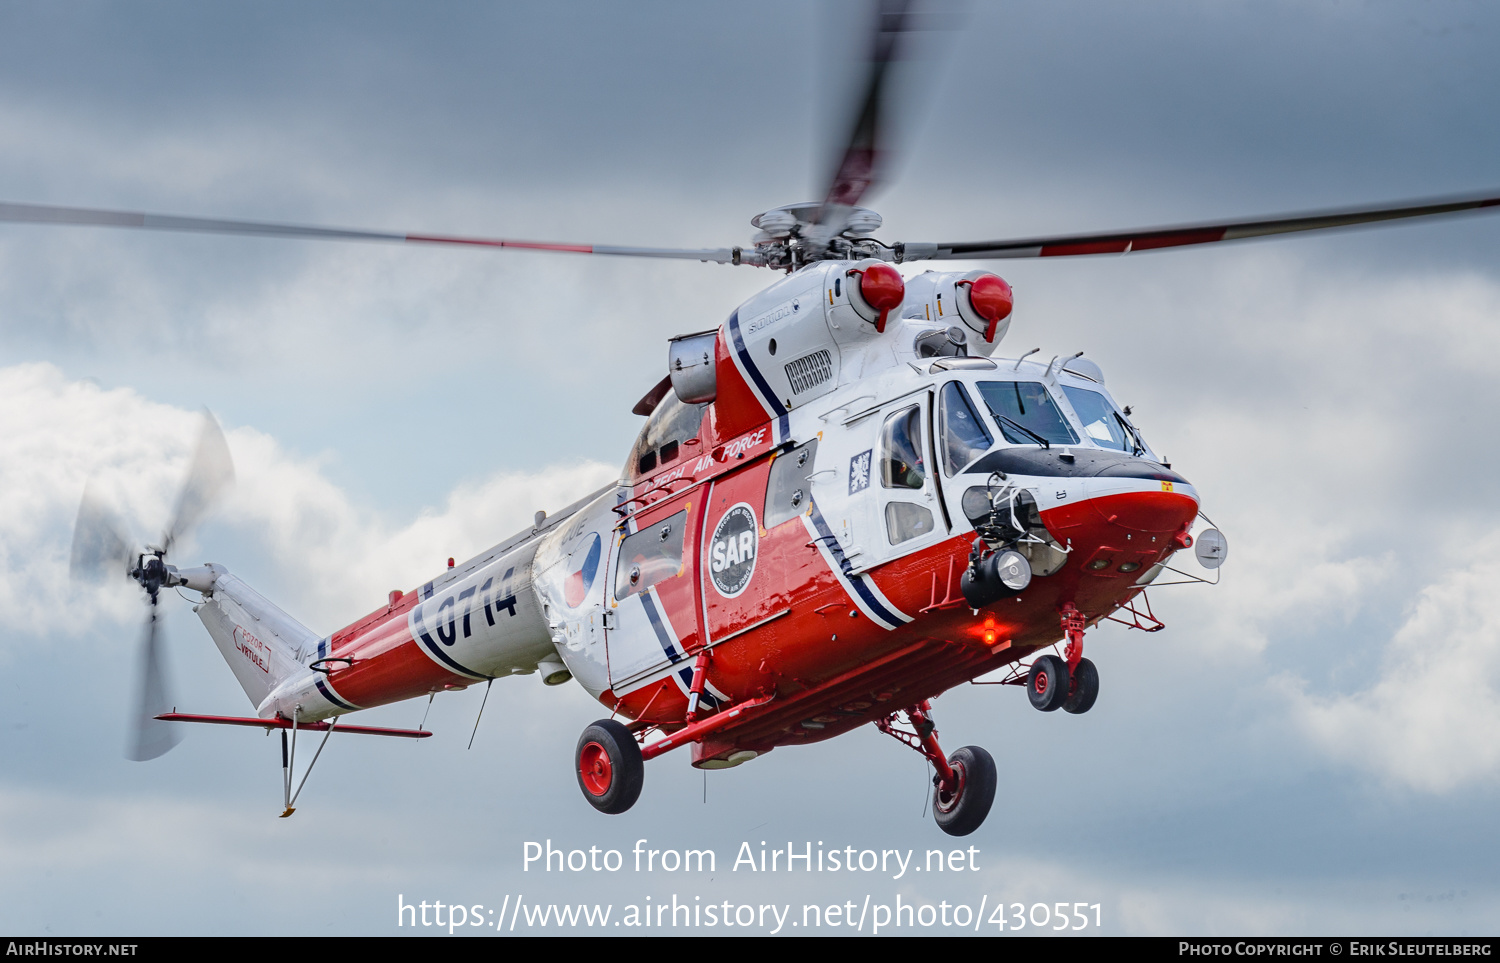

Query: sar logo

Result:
[709,503,758,598]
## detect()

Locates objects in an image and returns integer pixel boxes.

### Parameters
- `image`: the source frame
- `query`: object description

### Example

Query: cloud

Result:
[221,423,618,629]
[1281,528,1500,793]
[0,360,617,643]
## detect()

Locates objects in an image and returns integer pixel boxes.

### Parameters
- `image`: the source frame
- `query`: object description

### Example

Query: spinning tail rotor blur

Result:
[68,411,235,761]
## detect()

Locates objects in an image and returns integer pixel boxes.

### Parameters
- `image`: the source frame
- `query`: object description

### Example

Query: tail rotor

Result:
[69,411,236,761]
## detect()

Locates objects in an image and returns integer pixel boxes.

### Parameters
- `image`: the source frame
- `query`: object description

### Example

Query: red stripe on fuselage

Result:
[322,589,471,710]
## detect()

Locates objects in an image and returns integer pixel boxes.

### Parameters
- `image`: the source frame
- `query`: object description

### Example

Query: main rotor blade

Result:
[905,190,1500,261]
[69,484,133,583]
[812,0,919,241]
[128,605,181,762]
[162,411,235,556]
[0,201,743,264]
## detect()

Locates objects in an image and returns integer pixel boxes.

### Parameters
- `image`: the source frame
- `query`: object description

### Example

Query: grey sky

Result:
[3,1,1500,936]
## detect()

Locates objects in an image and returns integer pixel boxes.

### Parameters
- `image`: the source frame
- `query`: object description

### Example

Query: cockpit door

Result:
[933,378,998,538]
[859,390,952,568]
[605,490,704,690]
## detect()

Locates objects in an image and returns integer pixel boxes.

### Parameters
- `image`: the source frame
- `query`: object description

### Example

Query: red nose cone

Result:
[967,273,1014,324]
[859,263,905,312]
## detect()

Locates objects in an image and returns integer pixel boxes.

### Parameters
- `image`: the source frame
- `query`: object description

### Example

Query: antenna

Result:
[467,678,495,750]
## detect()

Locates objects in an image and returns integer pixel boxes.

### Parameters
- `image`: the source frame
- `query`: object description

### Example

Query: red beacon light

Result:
[848,262,905,333]
[956,273,1014,343]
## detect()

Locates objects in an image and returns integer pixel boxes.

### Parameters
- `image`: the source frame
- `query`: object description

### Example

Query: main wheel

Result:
[933,746,997,837]
[1027,654,1070,712]
[1063,657,1099,714]
[575,719,644,814]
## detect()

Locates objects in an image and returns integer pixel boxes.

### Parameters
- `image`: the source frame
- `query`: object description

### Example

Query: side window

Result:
[880,406,925,490]
[764,439,818,530]
[626,395,707,480]
[614,510,687,600]
[939,381,992,475]
[885,502,935,545]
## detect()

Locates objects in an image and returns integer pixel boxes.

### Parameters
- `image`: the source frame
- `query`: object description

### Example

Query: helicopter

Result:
[44,2,1500,837]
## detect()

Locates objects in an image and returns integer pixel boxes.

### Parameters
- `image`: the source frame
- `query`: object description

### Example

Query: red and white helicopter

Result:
[45,3,1500,835]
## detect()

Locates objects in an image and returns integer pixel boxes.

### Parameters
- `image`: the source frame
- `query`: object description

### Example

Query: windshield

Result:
[1061,386,1127,451]
[975,381,1079,446]
[939,380,992,475]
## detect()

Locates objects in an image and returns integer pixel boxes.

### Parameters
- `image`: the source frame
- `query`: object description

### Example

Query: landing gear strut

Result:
[876,701,996,836]
[1028,603,1099,714]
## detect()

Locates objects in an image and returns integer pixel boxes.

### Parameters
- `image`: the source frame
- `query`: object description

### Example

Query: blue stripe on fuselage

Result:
[727,309,787,419]
[805,499,907,628]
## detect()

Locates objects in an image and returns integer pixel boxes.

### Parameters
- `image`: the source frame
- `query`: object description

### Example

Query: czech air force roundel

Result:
[563,532,601,607]
[709,503,758,598]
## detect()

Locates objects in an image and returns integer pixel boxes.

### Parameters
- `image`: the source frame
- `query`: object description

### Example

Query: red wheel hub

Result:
[579,741,613,796]
[934,761,967,814]
[1034,672,1048,695]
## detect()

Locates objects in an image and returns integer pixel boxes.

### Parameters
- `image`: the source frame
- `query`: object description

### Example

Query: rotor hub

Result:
[749,203,891,271]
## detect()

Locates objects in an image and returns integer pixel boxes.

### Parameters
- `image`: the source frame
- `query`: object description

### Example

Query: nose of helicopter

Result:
[1080,468,1200,538]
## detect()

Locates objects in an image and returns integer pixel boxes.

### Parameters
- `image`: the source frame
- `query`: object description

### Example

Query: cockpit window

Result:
[939,381,992,476]
[1061,385,1136,452]
[880,405,926,490]
[975,381,1080,446]
[626,394,706,479]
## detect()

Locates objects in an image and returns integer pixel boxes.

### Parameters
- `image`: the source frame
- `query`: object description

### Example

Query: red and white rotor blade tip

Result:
[813,0,920,238]
[909,191,1500,261]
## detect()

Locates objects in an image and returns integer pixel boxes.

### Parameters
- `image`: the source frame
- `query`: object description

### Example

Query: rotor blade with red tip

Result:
[812,0,918,239]
[0,201,744,264]
[904,191,1500,261]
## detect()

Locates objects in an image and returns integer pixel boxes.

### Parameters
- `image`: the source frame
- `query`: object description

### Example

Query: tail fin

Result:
[188,564,319,708]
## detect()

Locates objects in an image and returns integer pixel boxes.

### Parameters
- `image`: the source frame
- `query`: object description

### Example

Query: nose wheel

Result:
[575,719,645,814]
[1028,603,1100,714]
[1027,654,1071,711]
[1063,657,1099,714]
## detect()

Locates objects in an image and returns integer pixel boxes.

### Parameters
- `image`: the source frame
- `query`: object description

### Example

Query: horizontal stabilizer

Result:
[156,712,431,739]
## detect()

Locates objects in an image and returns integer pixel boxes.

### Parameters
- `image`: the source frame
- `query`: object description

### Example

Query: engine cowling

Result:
[901,270,1015,354]
[955,271,1014,343]
[845,260,905,332]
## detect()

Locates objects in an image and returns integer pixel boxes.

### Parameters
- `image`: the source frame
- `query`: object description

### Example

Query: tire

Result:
[575,719,645,815]
[933,746,997,837]
[1063,657,1099,715]
[1027,654,1070,712]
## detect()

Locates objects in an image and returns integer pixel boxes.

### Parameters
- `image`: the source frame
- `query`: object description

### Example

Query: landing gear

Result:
[876,701,997,836]
[1063,657,1099,714]
[1027,654,1070,711]
[1027,602,1099,714]
[933,746,997,837]
[575,719,644,814]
